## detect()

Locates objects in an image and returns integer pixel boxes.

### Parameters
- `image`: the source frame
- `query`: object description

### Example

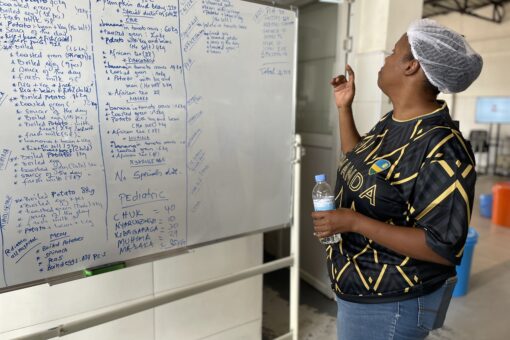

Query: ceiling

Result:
[257,0,509,23]
[424,0,510,23]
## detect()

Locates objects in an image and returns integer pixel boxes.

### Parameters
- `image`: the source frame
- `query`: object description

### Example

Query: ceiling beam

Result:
[424,0,507,23]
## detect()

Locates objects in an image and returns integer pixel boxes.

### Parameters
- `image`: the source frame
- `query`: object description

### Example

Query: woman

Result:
[312,19,482,340]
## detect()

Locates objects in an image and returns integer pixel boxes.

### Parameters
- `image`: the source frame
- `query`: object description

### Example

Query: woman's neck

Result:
[391,96,441,121]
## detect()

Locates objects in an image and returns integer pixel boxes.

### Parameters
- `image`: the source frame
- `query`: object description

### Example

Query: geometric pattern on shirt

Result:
[329,103,475,301]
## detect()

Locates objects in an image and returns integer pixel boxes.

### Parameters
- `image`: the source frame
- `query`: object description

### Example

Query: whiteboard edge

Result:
[0,223,291,294]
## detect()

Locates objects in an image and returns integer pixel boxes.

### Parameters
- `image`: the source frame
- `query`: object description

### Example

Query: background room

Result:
[264,0,510,339]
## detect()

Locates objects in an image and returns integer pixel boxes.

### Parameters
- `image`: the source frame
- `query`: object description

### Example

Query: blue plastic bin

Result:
[479,194,493,218]
[453,227,479,297]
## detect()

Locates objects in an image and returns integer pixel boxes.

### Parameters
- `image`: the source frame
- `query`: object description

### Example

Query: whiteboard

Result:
[0,0,296,290]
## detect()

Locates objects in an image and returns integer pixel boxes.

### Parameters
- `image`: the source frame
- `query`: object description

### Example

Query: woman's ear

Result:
[404,58,421,76]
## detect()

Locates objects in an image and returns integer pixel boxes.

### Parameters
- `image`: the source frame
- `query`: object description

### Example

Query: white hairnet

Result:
[407,19,483,94]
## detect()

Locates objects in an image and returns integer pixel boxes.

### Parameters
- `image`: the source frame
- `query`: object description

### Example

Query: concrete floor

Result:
[263,175,510,340]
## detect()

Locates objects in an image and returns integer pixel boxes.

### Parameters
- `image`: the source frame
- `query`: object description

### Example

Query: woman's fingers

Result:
[346,64,355,83]
[331,65,355,87]
[312,217,335,238]
[314,230,332,238]
[312,215,330,230]
[330,75,347,87]
[311,211,337,237]
[311,211,327,219]
[313,224,331,233]
[313,221,328,230]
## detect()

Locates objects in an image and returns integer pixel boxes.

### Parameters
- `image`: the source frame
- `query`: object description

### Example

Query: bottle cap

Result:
[315,174,326,182]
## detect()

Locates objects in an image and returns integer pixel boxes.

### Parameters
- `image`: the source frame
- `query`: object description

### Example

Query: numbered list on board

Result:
[0,0,188,286]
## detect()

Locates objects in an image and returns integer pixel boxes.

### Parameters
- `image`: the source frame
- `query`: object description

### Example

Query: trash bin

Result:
[453,227,479,297]
[479,193,492,218]
[492,182,510,227]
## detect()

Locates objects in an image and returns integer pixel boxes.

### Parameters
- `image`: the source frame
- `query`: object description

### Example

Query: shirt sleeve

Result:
[409,137,476,265]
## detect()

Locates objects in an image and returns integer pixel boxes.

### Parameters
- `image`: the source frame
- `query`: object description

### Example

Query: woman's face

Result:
[377,34,413,94]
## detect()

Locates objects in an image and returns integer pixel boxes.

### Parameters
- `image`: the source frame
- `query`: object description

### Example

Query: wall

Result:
[351,0,423,136]
[0,235,262,339]
[433,4,510,169]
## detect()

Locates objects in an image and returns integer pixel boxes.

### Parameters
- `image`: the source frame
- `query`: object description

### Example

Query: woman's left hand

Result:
[311,208,357,239]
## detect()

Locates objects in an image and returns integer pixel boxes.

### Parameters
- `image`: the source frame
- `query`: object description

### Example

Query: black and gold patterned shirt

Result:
[329,102,475,303]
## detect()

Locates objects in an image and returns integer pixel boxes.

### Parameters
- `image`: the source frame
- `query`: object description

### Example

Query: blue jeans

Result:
[336,277,457,340]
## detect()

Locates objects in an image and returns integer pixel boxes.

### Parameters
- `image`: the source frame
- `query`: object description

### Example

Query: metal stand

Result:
[489,123,505,176]
[274,134,302,340]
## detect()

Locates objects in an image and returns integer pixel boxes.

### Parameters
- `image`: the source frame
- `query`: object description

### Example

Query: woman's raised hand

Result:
[330,64,355,109]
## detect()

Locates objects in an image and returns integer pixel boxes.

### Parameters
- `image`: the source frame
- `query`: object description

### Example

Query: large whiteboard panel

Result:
[0,0,296,289]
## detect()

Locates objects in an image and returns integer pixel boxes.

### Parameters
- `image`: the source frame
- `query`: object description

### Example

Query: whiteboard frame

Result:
[2,2,302,338]
[0,0,299,295]
[8,1,301,328]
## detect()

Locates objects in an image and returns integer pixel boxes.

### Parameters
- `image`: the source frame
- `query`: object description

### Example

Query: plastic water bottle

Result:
[312,174,341,244]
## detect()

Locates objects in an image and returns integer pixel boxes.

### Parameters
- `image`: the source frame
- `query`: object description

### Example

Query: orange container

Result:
[492,182,510,227]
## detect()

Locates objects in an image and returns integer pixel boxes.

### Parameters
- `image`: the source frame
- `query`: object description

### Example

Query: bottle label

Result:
[313,198,335,211]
